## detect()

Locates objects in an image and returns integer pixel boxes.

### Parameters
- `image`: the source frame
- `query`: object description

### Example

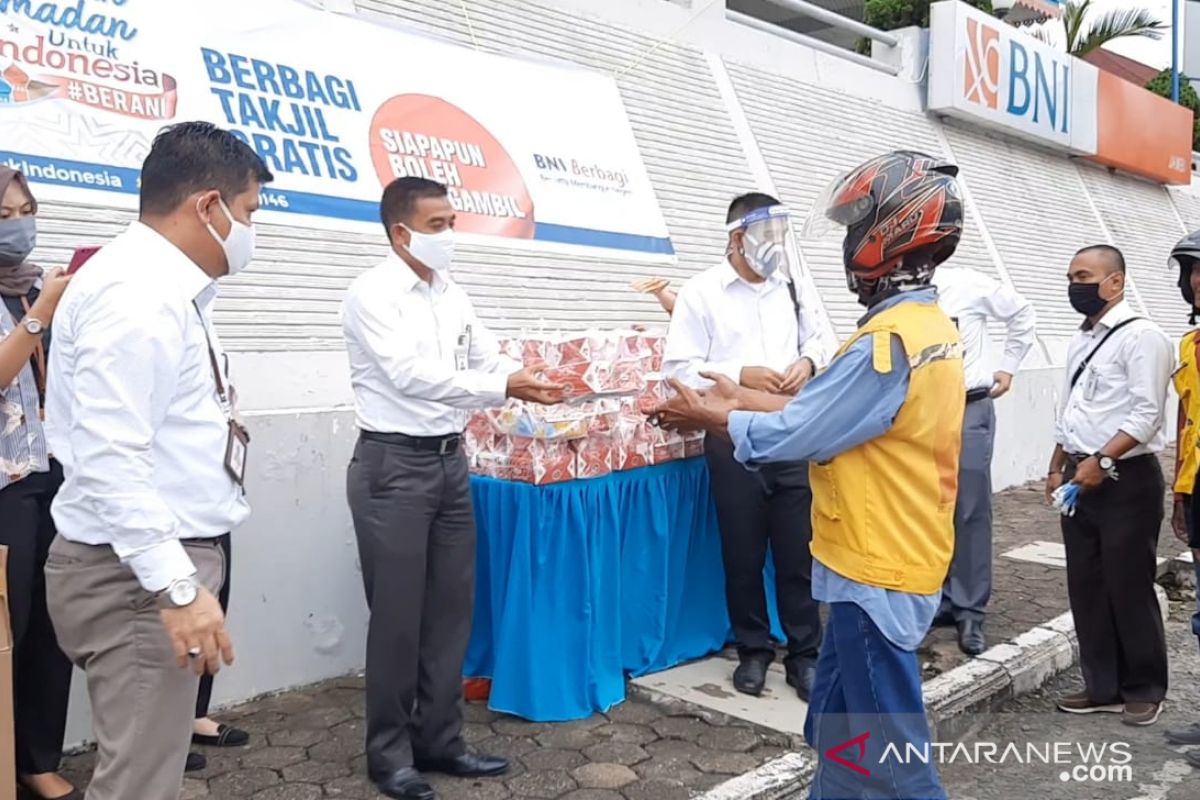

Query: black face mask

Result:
[1068,281,1109,317]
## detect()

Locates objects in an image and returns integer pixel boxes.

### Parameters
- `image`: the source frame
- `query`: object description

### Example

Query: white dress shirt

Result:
[341,253,519,436]
[1055,299,1174,458]
[933,267,1038,391]
[663,259,832,387]
[45,222,250,593]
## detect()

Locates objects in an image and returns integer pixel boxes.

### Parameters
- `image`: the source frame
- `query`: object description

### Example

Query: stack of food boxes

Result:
[465,330,704,485]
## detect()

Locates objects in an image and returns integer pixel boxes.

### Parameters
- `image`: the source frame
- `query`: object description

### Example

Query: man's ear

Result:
[390,223,411,249]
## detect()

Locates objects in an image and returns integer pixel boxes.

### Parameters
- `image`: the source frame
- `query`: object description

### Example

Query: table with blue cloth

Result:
[466,457,783,721]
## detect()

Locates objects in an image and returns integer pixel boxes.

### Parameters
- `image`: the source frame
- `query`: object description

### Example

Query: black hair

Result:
[139,122,273,216]
[726,192,779,225]
[1074,244,1126,274]
[380,177,449,234]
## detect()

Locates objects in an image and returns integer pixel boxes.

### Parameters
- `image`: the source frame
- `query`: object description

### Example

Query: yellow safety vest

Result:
[809,299,965,594]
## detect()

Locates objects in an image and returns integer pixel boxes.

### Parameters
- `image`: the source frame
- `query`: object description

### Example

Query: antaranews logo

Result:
[821,730,1134,785]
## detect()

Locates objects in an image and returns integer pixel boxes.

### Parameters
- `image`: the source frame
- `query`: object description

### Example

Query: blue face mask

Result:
[0,217,36,268]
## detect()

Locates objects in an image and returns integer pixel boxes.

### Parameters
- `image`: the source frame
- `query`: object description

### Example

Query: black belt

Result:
[360,430,461,455]
[966,388,991,404]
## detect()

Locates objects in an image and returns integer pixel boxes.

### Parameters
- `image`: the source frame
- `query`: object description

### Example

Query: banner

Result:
[0,0,675,259]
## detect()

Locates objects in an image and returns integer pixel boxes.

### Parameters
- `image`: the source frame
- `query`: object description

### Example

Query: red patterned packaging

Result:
[642,335,665,372]
[683,431,706,459]
[613,418,652,471]
[539,362,593,400]
[521,337,547,367]
[651,428,686,465]
[637,373,671,415]
[531,440,576,485]
[604,360,646,395]
[573,435,613,479]
[546,336,590,368]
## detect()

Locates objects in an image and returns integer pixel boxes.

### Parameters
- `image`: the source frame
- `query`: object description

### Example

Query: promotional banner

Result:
[0,0,675,259]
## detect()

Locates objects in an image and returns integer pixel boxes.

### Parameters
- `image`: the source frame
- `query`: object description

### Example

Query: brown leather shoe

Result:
[1056,690,1122,714]
[1122,702,1163,727]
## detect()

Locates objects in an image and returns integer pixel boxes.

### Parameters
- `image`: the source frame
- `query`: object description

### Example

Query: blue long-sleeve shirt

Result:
[727,288,942,652]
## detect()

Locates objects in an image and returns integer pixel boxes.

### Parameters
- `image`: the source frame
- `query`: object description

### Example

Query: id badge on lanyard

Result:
[195,301,251,488]
[455,324,472,372]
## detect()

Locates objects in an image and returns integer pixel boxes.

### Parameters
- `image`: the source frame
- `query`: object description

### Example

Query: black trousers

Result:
[347,437,475,777]
[1061,454,1168,704]
[704,435,820,667]
[195,533,232,720]
[0,462,73,774]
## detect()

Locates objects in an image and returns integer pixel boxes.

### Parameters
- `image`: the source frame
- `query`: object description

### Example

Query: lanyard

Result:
[192,299,232,417]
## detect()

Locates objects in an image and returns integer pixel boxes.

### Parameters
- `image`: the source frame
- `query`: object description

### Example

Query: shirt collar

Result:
[719,257,785,291]
[386,250,447,295]
[128,221,215,304]
[1084,298,1134,332]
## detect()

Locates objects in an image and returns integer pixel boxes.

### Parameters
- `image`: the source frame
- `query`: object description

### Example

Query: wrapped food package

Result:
[509,439,576,485]
[573,434,613,479]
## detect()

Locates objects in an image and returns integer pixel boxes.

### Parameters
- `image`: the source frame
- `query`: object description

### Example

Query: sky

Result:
[1029,0,1180,69]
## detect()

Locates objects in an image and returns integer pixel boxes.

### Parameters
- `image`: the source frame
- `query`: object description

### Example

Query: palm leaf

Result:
[1061,0,1091,53]
[1072,7,1167,56]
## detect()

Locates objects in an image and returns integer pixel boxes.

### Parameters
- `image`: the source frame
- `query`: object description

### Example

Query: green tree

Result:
[857,0,992,54]
[1034,0,1166,56]
[1145,69,1200,152]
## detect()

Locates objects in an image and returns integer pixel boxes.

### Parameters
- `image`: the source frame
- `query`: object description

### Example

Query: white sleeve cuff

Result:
[482,371,510,405]
[997,355,1022,376]
[125,539,198,593]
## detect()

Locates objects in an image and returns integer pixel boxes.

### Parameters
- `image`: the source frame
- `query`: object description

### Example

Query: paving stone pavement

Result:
[56,456,1188,798]
[58,674,802,799]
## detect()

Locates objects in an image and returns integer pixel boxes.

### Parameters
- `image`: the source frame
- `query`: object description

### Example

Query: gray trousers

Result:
[45,536,225,800]
[940,397,995,622]
[347,436,475,778]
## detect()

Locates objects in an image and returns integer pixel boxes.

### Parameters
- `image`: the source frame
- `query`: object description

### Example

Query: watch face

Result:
[24,319,42,334]
[170,579,197,607]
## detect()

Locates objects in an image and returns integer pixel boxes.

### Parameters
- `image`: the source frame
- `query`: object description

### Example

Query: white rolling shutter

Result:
[723,60,998,338]
[1171,188,1200,234]
[1076,163,1190,338]
[939,121,1108,338]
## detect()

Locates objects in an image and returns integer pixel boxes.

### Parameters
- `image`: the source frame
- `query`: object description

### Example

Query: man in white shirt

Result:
[42,122,271,800]
[342,177,562,800]
[663,193,833,701]
[1045,244,1173,727]
[931,267,1036,655]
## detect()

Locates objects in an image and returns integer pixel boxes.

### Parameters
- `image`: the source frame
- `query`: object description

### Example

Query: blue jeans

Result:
[805,602,946,800]
[1186,501,1200,641]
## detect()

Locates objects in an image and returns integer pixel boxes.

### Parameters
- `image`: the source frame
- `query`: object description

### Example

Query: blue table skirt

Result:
[467,457,782,721]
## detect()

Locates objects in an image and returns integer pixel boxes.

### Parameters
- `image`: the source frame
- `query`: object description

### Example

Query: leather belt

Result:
[966,388,991,404]
[360,430,461,455]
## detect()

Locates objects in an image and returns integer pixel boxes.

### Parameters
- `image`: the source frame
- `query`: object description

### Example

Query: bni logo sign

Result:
[960,15,1072,136]
[963,17,1000,109]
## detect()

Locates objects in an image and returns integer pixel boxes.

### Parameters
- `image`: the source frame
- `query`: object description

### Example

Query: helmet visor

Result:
[799,169,877,241]
[728,205,792,279]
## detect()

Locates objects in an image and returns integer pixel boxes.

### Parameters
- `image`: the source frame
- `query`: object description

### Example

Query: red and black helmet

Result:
[824,150,964,283]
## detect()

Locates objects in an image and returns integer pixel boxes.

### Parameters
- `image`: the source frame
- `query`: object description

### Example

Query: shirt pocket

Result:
[1086,359,1125,401]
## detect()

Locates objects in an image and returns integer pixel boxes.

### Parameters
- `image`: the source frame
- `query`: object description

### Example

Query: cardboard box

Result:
[0,546,15,800]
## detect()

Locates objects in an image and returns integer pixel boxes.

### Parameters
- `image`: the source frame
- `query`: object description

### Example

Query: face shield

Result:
[728,205,792,280]
[798,168,877,242]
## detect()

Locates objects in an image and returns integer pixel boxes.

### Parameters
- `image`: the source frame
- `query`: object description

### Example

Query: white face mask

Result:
[742,230,785,280]
[402,226,455,276]
[205,197,255,276]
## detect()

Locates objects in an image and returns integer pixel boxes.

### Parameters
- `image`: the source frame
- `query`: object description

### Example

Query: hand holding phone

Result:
[67,246,100,275]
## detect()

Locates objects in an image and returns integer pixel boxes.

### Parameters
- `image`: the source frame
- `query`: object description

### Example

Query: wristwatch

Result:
[1094,453,1115,473]
[156,576,199,609]
[22,317,44,335]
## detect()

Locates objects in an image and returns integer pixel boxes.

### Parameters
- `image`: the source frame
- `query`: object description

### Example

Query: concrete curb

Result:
[692,586,1170,800]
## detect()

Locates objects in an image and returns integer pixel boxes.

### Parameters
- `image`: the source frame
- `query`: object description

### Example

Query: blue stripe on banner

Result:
[0,150,675,256]
[533,222,675,255]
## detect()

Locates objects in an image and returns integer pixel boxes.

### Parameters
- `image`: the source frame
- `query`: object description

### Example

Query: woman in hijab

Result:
[0,167,79,800]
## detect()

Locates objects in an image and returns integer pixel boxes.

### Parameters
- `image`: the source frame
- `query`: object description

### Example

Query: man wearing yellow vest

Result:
[658,150,964,799]
[1165,229,1200,755]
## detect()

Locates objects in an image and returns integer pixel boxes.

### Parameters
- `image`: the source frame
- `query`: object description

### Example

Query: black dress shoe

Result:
[732,656,770,697]
[957,619,986,656]
[184,752,207,773]
[413,752,510,778]
[373,768,435,800]
[192,723,250,748]
[1164,721,1200,745]
[931,609,956,628]
[785,660,818,702]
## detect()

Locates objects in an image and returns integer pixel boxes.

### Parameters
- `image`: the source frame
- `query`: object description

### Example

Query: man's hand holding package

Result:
[778,358,815,395]
[508,362,567,405]
[740,366,785,393]
[655,373,741,436]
